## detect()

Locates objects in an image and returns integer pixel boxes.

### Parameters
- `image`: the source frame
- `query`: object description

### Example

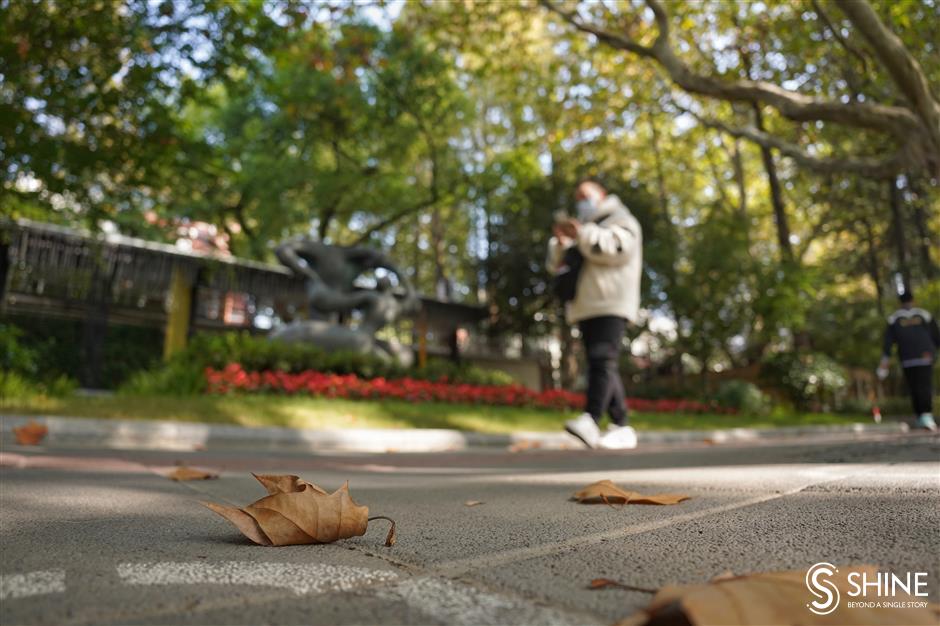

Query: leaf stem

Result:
[369,515,397,547]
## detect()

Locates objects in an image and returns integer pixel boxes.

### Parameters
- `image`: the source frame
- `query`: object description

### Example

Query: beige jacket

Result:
[546,195,643,324]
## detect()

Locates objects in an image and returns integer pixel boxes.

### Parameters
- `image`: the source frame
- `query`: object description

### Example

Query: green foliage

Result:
[0,323,77,399]
[1,316,163,389]
[1,0,282,226]
[761,352,849,410]
[120,332,516,395]
[120,357,207,396]
[5,0,940,405]
[0,323,39,377]
[0,371,38,401]
[713,380,772,416]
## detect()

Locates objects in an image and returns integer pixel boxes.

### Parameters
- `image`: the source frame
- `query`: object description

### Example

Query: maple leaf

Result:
[167,465,219,481]
[13,421,48,446]
[616,566,940,626]
[203,473,396,547]
[572,480,689,506]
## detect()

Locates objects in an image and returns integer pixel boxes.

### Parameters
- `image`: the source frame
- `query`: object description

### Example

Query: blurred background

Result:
[1,0,937,428]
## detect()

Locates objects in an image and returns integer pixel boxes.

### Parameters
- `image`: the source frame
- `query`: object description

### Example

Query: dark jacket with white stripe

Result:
[882,307,940,368]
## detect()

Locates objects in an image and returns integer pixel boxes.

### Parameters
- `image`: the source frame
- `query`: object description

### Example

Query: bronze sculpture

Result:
[270,235,419,364]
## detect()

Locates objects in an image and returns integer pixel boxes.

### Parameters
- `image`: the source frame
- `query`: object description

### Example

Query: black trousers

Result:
[579,316,628,426]
[902,364,934,415]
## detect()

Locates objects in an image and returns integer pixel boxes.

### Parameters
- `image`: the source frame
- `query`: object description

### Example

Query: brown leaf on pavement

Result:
[589,578,657,593]
[203,473,396,547]
[13,421,48,446]
[615,565,940,626]
[464,500,484,507]
[508,440,542,452]
[573,480,690,506]
[168,465,219,481]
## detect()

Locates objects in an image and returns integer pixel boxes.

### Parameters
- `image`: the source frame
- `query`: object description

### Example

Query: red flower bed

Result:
[205,364,732,414]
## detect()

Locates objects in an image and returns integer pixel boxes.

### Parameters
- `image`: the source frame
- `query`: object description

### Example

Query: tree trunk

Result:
[753,105,793,263]
[430,207,451,300]
[861,217,886,319]
[888,177,912,293]
[907,177,938,279]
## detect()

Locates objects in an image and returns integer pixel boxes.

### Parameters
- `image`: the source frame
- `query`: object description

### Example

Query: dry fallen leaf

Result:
[589,578,657,594]
[573,480,690,506]
[508,440,541,452]
[13,421,48,446]
[615,565,940,626]
[168,465,219,481]
[464,500,485,507]
[203,473,396,547]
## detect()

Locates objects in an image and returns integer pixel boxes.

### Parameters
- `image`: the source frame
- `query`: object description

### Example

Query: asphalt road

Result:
[1,432,939,625]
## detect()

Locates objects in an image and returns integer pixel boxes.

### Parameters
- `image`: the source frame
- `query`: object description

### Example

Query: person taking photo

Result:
[547,180,643,450]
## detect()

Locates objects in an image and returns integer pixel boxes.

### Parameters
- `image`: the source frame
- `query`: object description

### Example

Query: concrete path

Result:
[1,431,938,625]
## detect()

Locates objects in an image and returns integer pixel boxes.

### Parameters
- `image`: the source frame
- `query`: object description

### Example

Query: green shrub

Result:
[0,324,79,399]
[119,332,521,394]
[713,380,772,415]
[832,397,870,415]
[0,371,39,401]
[0,323,39,378]
[875,395,940,417]
[761,351,848,410]
[120,356,207,396]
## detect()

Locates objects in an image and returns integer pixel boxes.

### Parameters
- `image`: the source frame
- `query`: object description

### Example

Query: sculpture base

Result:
[269,321,413,367]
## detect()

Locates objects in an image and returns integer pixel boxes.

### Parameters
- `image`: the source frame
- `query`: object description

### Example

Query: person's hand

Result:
[552,223,572,245]
[557,218,581,239]
[876,357,890,380]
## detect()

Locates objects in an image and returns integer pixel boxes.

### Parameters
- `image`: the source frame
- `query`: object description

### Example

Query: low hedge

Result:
[122,332,515,395]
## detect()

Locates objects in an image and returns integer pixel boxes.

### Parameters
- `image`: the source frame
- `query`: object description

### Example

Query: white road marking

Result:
[436,469,859,576]
[116,561,398,596]
[379,576,595,626]
[0,569,66,600]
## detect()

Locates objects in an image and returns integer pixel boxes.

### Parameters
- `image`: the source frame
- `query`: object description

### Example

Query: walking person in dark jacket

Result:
[878,291,940,430]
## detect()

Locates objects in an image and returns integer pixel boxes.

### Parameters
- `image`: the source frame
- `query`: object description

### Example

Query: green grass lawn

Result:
[2,393,871,434]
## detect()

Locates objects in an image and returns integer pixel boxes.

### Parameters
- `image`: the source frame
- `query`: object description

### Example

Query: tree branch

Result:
[541,0,926,157]
[688,111,909,178]
[836,0,940,171]
[350,195,438,245]
[811,0,871,74]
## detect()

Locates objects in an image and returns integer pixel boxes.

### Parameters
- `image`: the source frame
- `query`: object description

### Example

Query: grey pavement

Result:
[1,432,939,625]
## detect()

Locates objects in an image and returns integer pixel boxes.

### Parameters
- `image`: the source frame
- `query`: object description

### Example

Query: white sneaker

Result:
[598,424,638,450]
[916,413,937,431]
[565,413,601,449]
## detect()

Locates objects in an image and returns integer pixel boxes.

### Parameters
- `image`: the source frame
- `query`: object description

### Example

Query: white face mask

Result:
[576,198,599,221]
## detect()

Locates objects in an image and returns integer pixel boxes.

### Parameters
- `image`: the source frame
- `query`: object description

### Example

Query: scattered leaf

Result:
[168,465,219,481]
[589,578,657,593]
[13,421,48,446]
[508,440,541,452]
[203,473,396,547]
[573,480,689,506]
[464,500,485,507]
[573,480,634,505]
[615,565,940,626]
